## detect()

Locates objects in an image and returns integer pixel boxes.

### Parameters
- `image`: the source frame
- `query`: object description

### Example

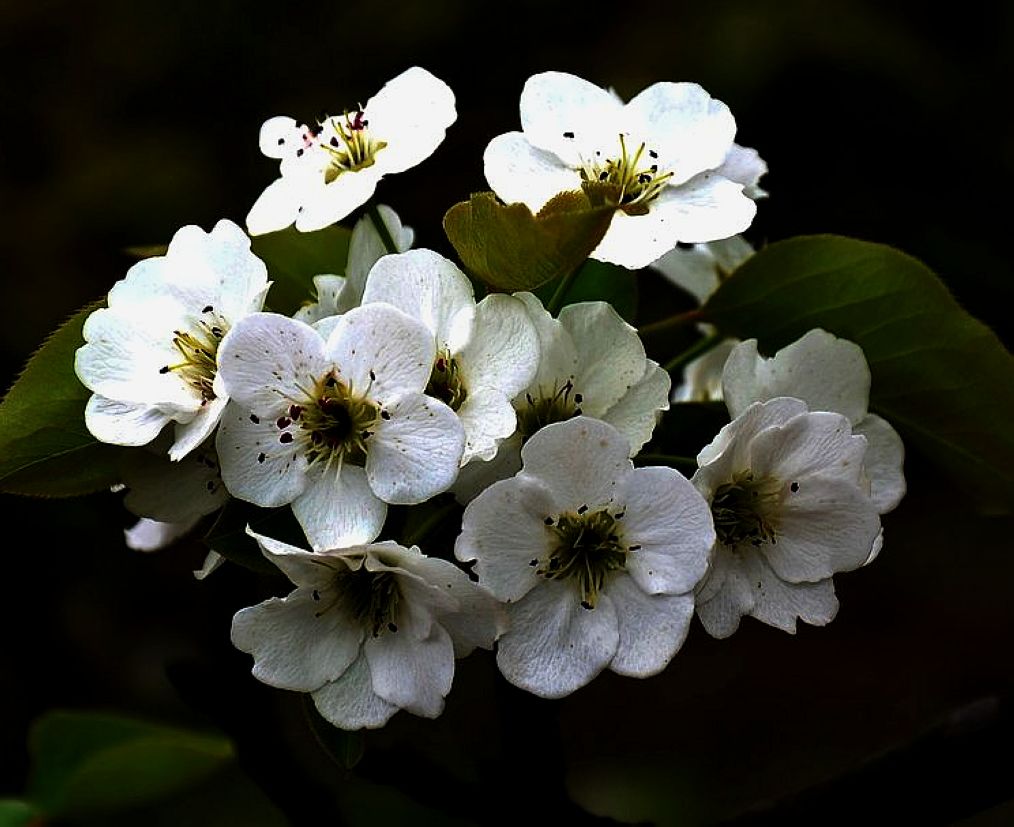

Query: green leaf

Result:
[302,697,366,770]
[0,800,40,827]
[203,499,304,574]
[700,235,1014,512]
[0,302,127,497]
[26,710,233,818]
[251,225,351,316]
[442,191,615,292]
[534,258,638,322]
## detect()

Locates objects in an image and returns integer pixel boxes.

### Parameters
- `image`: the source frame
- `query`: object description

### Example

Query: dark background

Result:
[2,1,1012,824]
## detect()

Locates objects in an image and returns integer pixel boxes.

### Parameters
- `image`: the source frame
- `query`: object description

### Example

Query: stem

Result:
[637,308,704,336]
[545,267,581,315]
[367,203,398,255]
[663,331,725,374]
[401,498,459,547]
[635,453,699,470]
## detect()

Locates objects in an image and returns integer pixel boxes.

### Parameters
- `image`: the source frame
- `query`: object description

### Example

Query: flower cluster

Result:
[70,68,905,728]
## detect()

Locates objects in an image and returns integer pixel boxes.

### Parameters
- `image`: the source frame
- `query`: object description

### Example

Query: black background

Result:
[2,1,1012,824]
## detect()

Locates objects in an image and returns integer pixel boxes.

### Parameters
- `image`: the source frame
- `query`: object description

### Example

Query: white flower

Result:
[215,306,465,549]
[362,249,540,464]
[692,397,883,638]
[456,417,714,698]
[293,205,414,325]
[652,235,754,305]
[483,71,764,269]
[247,68,456,235]
[721,329,906,515]
[75,220,270,461]
[452,294,669,502]
[232,530,502,730]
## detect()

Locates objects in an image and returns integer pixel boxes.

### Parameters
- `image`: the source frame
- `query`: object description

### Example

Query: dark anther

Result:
[628,544,641,551]
[206,481,215,491]
[279,432,294,444]
[529,559,538,567]
[599,171,609,181]
[574,393,583,403]
[312,589,320,601]
[369,369,376,381]
[296,148,304,157]
[563,131,575,138]
[276,416,291,429]
[387,622,398,633]
[649,149,658,158]
[330,136,339,147]
[202,305,213,313]
[790,482,800,492]
[257,452,266,463]
[381,410,391,420]
[159,366,170,374]
[580,600,593,610]
[577,504,588,514]
[288,405,302,420]
[249,414,260,424]
[543,516,554,525]
[650,164,658,173]
[277,137,285,145]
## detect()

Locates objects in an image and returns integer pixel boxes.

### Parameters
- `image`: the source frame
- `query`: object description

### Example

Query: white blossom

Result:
[484,71,764,269]
[233,530,502,730]
[75,220,270,461]
[456,417,714,698]
[215,307,465,549]
[362,249,540,464]
[247,68,456,235]
[692,397,883,638]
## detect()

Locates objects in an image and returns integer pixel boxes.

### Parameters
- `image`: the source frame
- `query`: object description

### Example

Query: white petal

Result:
[592,176,756,269]
[455,474,559,602]
[624,81,736,184]
[458,293,540,399]
[216,402,307,507]
[600,359,670,455]
[515,291,579,392]
[671,340,734,404]
[361,249,474,345]
[122,440,227,523]
[194,550,224,580]
[367,392,464,503]
[294,169,381,232]
[292,464,386,550]
[258,116,304,159]
[740,552,838,632]
[455,387,518,464]
[722,331,872,424]
[247,528,344,588]
[618,466,714,595]
[84,395,172,447]
[716,144,768,198]
[450,432,524,505]
[748,409,867,486]
[246,177,305,236]
[294,274,349,325]
[855,414,906,513]
[365,622,454,718]
[170,397,227,461]
[695,550,755,638]
[560,302,647,417]
[497,580,618,698]
[217,313,327,414]
[231,589,364,692]
[651,244,723,304]
[124,517,195,552]
[312,652,398,730]
[519,417,631,512]
[765,476,881,581]
[519,71,623,163]
[325,303,434,401]
[483,132,583,212]
[607,575,695,677]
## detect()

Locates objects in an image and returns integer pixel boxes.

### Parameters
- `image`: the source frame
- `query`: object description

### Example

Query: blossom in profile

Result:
[75,220,270,461]
[233,530,502,729]
[456,417,714,697]
[692,397,882,638]
[484,71,764,269]
[247,67,456,235]
[215,307,464,549]
[362,249,540,464]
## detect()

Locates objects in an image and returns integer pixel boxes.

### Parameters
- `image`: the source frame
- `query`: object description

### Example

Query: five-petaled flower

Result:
[484,71,765,269]
[247,67,456,235]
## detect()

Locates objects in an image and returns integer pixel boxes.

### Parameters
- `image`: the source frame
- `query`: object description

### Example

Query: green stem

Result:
[545,267,581,315]
[635,453,699,470]
[637,308,704,336]
[401,498,459,547]
[663,331,725,374]
[367,203,398,255]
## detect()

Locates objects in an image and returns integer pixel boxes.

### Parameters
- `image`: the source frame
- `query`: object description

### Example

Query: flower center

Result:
[711,470,783,549]
[425,348,467,411]
[320,109,388,183]
[516,380,583,439]
[158,305,228,403]
[293,370,379,469]
[579,133,672,215]
[537,507,628,609]
[316,565,401,637]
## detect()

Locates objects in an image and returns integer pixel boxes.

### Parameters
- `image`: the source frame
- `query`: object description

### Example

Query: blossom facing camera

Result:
[232,531,502,730]
[484,71,765,269]
[247,67,456,235]
[456,417,714,698]
[215,307,465,550]
[74,220,271,461]
[692,397,883,638]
